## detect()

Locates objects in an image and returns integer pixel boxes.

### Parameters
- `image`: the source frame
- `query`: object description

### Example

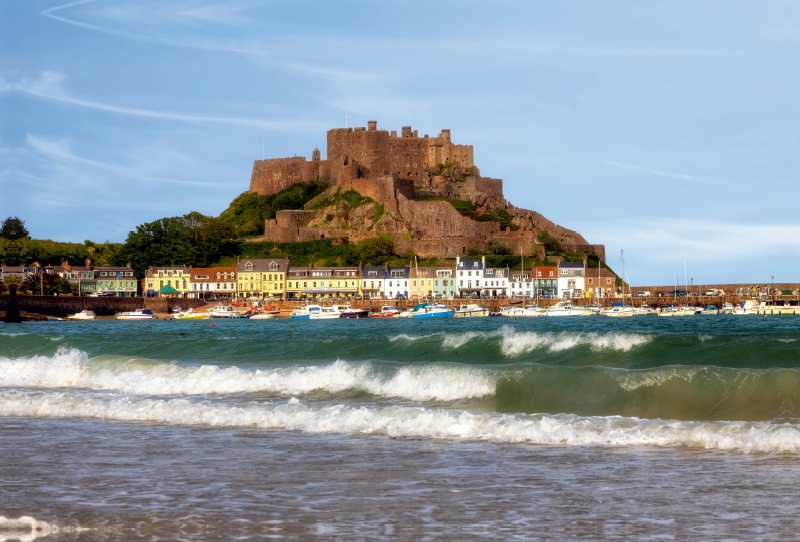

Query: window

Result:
[561,270,568,275]
[269,262,278,271]
[217,273,221,279]
[368,271,377,277]
[245,262,253,271]
[391,270,403,278]
[588,278,593,285]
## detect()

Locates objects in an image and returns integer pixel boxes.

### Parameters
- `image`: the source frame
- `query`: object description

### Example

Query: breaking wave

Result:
[0,348,494,402]
[4,390,800,454]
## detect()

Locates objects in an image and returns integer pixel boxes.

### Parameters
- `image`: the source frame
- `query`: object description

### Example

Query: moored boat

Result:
[701,305,719,315]
[602,302,635,318]
[208,305,249,319]
[115,308,156,321]
[408,303,454,319]
[337,304,369,319]
[174,308,209,320]
[731,300,760,315]
[657,305,694,317]
[371,306,401,318]
[249,311,276,320]
[453,304,489,317]
[290,304,341,319]
[67,310,96,320]
[546,301,593,317]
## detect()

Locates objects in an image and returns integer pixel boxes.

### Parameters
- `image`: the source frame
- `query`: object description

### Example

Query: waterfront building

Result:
[384,266,410,299]
[189,267,237,299]
[237,258,288,299]
[482,267,510,297]
[585,265,617,300]
[410,265,457,299]
[557,262,586,299]
[59,261,96,295]
[533,266,558,298]
[509,269,532,298]
[361,266,387,299]
[456,257,485,297]
[145,266,192,297]
[95,265,138,297]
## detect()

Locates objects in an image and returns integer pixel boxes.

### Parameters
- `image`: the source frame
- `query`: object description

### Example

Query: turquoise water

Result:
[4,316,800,539]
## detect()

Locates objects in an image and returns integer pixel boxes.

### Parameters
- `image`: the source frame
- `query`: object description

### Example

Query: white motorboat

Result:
[732,299,760,315]
[453,304,489,317]
[250,311,276,320]
[634,304,657,315]
[209,305,249,319]
[657,305,694,317]
[336,304,369,319]
[67,310,96,320]
[115,308,156,320]
[290,304,341,319]
[546,301,594,317]
[602,303,635,318]
[503,305,543,317]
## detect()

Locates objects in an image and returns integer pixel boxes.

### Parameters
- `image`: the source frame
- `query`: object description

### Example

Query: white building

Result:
[509,270,532,298]
[456,257,484,297]
[384,267,410,299]
[557,262,586,299]
[482,267,510,297]
[361,266,387,299]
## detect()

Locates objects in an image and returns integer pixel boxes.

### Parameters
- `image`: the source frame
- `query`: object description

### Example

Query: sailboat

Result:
[602,250,634,317]
[658,266,694,317]
[504,250,541,317]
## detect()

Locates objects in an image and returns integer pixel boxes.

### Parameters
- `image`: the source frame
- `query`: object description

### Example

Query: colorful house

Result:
[145,266,192,297]
[456,257,485,297]
[96,265,139,297]
[190,267,237,299]
[533,266,558,298]
[237,258,288,299]
[411,265,457,299]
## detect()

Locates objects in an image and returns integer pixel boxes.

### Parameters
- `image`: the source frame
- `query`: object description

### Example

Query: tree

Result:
[4,275,21,288]
[52,277,72,294]
[487,237,512,255]
[23,273,41,295]
[0,277,6,294]
[0,217,30,240]
[355,235,396,266]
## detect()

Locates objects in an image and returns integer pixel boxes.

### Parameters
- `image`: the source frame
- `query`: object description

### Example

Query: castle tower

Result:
[367,120,377,131]
[312,148,320,161]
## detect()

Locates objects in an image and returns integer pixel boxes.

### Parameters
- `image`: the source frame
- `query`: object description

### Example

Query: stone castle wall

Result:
[250,157,329,196]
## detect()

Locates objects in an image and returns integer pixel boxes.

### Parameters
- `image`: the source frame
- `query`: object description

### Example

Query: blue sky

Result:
[2,0,800,284]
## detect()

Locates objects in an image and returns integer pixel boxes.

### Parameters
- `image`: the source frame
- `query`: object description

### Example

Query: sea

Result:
[3,315,800,540]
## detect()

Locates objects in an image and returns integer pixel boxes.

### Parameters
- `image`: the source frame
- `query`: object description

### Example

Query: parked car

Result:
[705,289,726,296]
[667,289,688,297]
[634,291,651,297]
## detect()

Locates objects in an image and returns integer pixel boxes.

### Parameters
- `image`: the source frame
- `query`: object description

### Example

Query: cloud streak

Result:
[604,160,725,185]
[11,72,317,132]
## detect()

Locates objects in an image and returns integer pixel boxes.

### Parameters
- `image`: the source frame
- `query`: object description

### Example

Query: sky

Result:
[2,0,800,284]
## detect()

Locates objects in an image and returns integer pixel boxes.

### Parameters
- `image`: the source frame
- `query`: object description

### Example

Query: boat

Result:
[702,305,719,315]
[47,317,64,321]
[115,308,156,320]
[634,304,657,315]
[290,304,341,319]
[754,300,800,315]
[657,305,694,317]
[249,311,276,320]
[546,301,594,317]
[732,299,760,315]
[174,308,209,320]
[408,303,454,319]
[208,305,250,319]
[587,303,603,315]
[371,306,401,318]
[602,302,635,318]
[337,304,369,319]
[453,304,489,317]
[720,302,735,315]
[66,310,96,320]
[503,305,543,317]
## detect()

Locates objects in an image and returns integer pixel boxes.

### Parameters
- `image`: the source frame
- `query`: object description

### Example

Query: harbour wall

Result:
[0,296,206,317]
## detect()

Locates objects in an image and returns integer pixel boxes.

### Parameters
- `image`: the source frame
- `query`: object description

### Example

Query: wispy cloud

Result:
[604,160,725,185]
[12,72,316,131]
[26,133,218,188]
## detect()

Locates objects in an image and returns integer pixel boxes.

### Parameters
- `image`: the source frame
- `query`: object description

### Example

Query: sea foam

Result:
[0,348,494,402]
[4,390,800,454]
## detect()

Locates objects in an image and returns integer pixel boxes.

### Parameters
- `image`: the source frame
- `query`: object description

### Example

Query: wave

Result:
[0,348,494,402]
[497,364,800,421]
[4,390,800,454]
[389,326,653,357]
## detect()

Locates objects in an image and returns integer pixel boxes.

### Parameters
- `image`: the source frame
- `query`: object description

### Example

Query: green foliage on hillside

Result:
[311,188,373,210]
[476,208,519,231]
[114,212,238,278]
[219,181,331,237]
[448,199,475,212]
[0,237,121,267]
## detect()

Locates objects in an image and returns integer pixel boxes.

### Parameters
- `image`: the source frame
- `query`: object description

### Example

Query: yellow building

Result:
[145,266,192,297]
[237,258,288,299]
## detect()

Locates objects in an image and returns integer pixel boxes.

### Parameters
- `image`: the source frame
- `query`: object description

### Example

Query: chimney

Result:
[582,254,588,268]
[237,256,241,263]
[126,262,132,270]
[85,258,92,270]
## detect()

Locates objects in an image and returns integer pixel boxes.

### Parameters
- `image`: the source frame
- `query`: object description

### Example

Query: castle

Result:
[250,121,604,260]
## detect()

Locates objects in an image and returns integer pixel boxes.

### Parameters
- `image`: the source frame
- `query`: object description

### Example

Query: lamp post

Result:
[772,275,774,300]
